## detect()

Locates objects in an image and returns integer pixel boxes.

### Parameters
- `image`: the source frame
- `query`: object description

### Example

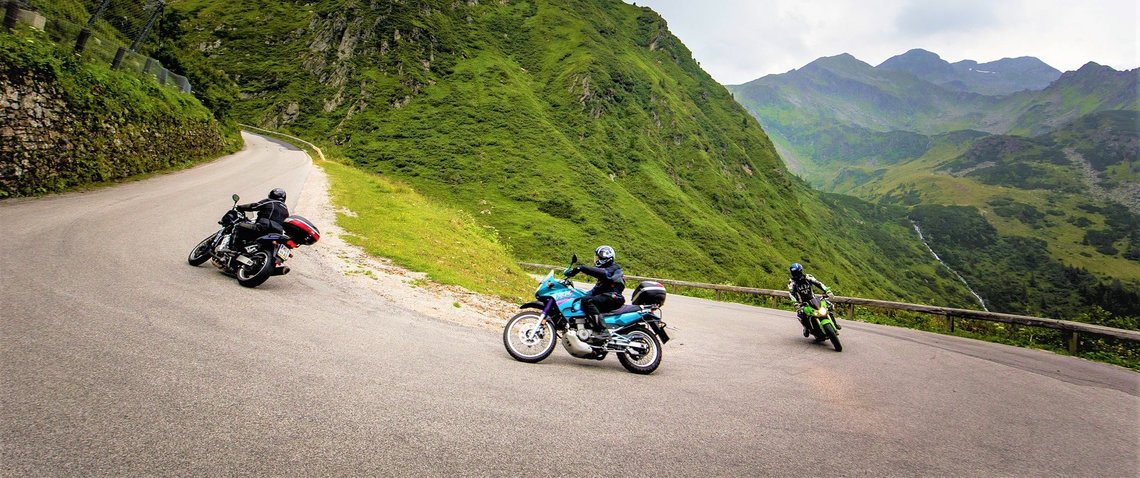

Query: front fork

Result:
[535,299,555,337]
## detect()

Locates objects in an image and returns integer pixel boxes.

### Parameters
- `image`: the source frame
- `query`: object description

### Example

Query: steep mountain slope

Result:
[136,0,982,304]
[733,53,995,137]
[729,53,1137,186]
[1002,62,1140,136]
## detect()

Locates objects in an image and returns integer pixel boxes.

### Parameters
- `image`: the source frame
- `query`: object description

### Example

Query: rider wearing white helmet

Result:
[567,245,625,340]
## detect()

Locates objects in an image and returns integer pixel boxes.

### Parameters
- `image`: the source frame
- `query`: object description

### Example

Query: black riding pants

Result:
[582,293,624,328]
[235,222,271,245]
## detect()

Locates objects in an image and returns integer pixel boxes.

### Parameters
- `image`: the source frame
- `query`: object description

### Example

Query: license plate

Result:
[275,245,290,261]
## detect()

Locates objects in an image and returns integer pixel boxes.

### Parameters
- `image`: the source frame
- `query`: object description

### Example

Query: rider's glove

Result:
[565,266,580,277]
[823,288,832,296]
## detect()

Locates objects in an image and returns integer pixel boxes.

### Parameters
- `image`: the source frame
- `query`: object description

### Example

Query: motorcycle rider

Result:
[566,245,625,341]
[787,262,839,337]
[232,188,289,248]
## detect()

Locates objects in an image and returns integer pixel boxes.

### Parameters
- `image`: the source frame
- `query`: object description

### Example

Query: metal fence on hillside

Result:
[4,0,191,93]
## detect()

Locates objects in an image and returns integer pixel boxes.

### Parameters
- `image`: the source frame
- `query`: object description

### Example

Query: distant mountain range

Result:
[727,49,1139,320]
[877,48,1060,96]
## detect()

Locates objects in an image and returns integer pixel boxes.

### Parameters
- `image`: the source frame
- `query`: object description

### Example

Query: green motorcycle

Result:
[799,294,842,352]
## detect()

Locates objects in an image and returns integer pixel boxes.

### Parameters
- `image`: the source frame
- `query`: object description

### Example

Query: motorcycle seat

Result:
[257,233,287,242]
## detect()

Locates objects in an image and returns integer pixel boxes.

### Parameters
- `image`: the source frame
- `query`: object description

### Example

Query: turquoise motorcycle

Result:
[503,255,670,374]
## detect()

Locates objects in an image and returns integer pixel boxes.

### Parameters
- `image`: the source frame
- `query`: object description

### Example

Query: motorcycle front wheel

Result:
[187,232,217,266]
[503,311,556,363]
[824,323,842,352]
[617,326,662,375]
[236,251,275,288]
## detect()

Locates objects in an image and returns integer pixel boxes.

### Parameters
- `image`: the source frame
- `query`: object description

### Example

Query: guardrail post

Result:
[1068,331,1079,354]
[848,303,855,321]
[76,0,111,54]
[716,289,722,301]
[111,46,126,70]
[3,1,20,31]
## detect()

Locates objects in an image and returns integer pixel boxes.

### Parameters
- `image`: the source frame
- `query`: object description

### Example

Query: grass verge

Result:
[319,159,534,303]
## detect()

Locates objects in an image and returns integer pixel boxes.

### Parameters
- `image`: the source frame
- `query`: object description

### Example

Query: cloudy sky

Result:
[627,0,1139,85]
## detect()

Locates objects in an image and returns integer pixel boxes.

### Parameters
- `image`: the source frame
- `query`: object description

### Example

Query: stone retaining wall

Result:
[0,68,225,197]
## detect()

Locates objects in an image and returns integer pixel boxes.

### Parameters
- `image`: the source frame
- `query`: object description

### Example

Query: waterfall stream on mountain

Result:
[912,223,988,311]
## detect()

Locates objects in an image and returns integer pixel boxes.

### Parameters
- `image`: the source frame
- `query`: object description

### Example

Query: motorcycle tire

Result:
[187,233,216,266]
[236,251,275,288]
[503,311,556,363]
[617,326,662,375]
[823,323,842,352]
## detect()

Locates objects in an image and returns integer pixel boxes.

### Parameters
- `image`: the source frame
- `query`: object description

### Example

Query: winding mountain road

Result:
[2,134,1137,476]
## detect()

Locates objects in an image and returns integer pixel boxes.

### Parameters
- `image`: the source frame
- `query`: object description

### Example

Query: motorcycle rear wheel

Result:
[187,233,216,266]
[236,251,275,288]
[824,323,842,352]
[503,311,556,363]
[617,326,662,374]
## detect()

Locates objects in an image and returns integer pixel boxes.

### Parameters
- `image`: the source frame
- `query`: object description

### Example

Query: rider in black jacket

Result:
[234,188,289,246]
[567,245,625,340]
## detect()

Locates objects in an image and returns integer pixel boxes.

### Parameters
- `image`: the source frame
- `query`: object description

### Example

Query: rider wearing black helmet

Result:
[233,188,289,246]
[567,245,625,340]
[787,262,837,337]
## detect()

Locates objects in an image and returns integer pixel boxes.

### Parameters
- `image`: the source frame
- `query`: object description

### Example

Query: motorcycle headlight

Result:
[815,306,828,317]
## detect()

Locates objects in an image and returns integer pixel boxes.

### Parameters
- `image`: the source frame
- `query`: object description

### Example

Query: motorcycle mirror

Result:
[570,254,578,264]
[231,193,240,203]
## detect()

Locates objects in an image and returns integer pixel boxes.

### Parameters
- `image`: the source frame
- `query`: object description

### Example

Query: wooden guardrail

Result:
[518,262,1140,353]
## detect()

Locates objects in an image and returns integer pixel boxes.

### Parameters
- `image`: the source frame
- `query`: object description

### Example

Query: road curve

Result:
[2,133,1137,476]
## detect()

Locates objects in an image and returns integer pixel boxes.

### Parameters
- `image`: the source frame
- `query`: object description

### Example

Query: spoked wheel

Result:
[503,311,556,363]
[187,233,216,266]
[236,251,275,288]
[824,323,842,352]
[617,326,662,375]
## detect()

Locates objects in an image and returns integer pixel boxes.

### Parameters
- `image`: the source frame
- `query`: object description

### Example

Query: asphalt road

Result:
[2,133,1137,476]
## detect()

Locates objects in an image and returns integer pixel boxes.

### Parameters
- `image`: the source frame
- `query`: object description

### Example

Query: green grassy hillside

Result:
[124,0,985,306]
[854,111,1140,277]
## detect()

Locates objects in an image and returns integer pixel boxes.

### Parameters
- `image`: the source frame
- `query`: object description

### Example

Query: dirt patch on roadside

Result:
[293,163,519,331]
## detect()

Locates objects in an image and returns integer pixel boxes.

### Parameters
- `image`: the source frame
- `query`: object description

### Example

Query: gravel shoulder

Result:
[293,162,520,331]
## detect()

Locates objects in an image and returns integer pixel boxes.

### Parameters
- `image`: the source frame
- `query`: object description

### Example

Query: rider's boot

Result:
[799,316,810,337]
[831,314,842,330]
[589,314,610,341]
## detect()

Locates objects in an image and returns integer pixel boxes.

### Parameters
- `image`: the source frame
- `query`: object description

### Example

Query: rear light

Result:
[286,240,298,249]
